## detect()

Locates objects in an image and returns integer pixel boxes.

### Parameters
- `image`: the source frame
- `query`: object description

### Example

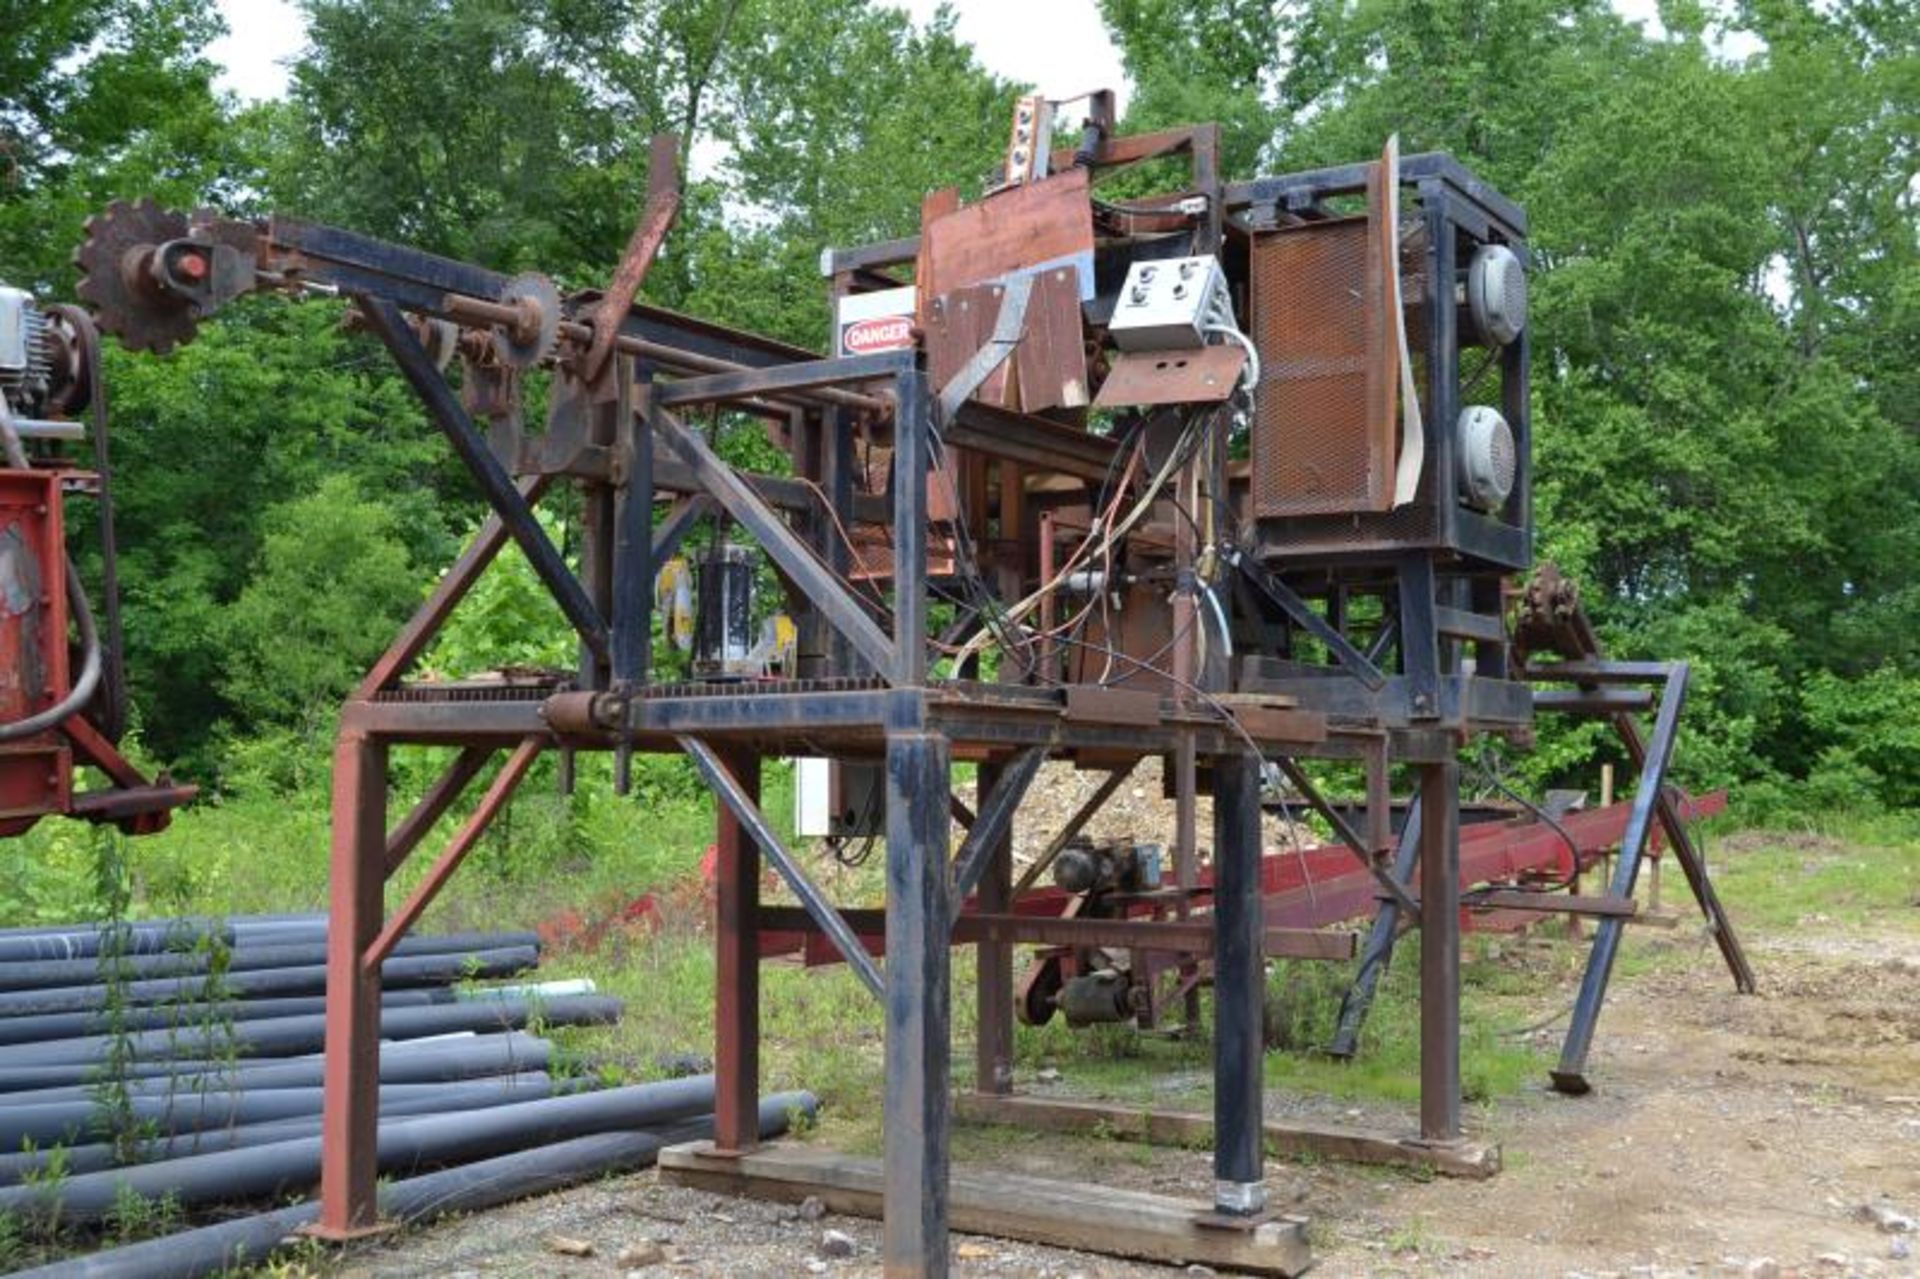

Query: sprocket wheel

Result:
[73,198,198,355]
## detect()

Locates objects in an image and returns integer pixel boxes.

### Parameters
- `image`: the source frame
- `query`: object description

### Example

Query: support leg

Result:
[1418,761,1461,1142]
[314,726,387,1237]
[884,731,952,1278]
[715,750,761,1153]
[974,759,1014,1095]
[1211,751,1265,1214]
[1553,667,1690,1093]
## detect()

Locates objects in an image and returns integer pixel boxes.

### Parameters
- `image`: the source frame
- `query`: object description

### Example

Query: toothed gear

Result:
[494,272,561,369]
[74,198,198,355]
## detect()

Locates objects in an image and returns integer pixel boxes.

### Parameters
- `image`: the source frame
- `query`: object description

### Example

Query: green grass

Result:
[1700,821,1920,932]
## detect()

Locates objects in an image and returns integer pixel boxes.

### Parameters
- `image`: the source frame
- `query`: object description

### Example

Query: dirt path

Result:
[330,871,1920,1279]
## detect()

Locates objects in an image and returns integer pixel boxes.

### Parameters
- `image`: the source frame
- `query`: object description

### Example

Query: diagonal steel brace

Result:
[1230,550,1387,690]
[652,405,898,678]
[360,297,609,662]
[950,746,1047,907]
[680,736,884,1000]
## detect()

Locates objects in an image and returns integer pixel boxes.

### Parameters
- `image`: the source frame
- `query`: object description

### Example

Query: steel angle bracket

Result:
[1092,344,1247,409]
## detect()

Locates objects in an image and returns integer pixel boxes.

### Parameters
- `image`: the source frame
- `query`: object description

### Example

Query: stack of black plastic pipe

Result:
[0,913,816,1279]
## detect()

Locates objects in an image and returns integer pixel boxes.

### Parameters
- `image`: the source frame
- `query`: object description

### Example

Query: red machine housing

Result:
[0,465,190,835]
[0,469,72,835]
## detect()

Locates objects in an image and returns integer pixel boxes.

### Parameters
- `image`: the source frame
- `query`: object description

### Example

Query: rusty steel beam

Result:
[680,736,884,999]
[355,476,552,699]
[583,133,681,385]
[949,746,1046,906]
[313,729,387,1239]
[362,737,544,974]
[360,297,608,663]
[1273,756,1420,919]
[381,746,493,879]
[652,406,897,679]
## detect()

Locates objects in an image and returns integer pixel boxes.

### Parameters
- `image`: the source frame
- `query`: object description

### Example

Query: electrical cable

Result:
[1464,739,1587,895]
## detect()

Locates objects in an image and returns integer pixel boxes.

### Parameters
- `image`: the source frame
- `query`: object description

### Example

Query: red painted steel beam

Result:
[362,737,543,974]
[313,728,387,1238]
[755,791,1726,964]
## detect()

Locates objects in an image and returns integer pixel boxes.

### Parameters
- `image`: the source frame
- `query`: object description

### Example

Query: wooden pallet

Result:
[659,1139,1312,1276]
[954,1091,1501,1179]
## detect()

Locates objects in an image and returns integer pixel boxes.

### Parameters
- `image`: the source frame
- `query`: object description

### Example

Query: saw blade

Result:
[73,198,198,355]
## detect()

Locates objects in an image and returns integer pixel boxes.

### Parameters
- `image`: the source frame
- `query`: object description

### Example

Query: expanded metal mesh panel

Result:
[1249,213,1396,518]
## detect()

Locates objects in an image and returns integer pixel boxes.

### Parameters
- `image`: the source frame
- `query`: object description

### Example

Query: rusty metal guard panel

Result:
[1250,184,1397,518]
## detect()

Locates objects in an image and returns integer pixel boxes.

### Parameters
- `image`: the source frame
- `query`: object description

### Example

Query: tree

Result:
[219,473,417,731]
[102,299,454,766]
[0,1,235,290]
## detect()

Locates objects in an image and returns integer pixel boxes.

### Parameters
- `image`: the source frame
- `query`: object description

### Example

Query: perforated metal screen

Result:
[1249,165,1398,519]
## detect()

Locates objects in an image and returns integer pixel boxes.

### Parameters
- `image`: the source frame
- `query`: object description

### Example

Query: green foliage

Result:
[1801,666,1920,810]
[220,474,417,731]
[0,2,234,290]
[101,299,454,769]
[419,508,575,677]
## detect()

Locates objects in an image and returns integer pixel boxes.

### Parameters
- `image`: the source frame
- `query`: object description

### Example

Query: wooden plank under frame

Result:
[953,1092,1501,1180]
[659,1140,1311,1276]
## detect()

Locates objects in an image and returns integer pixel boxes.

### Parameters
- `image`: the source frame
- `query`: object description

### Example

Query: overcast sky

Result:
[211,1,1697,109]
[210,0,1133,108]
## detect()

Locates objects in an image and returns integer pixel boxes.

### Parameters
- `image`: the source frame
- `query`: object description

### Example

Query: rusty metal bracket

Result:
[937,271,1035,425]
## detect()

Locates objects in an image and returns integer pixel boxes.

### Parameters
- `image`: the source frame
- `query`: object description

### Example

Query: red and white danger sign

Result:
[835,286,917,357]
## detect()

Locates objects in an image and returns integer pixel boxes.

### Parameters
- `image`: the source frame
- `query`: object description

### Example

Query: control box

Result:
[1108,255,1232,352]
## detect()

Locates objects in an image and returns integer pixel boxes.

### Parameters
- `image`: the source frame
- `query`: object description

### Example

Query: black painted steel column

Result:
[713,751,761,1153]
[884,731,953,1277]
[1418,760,1462,1141]
[1211,750,1265,1214]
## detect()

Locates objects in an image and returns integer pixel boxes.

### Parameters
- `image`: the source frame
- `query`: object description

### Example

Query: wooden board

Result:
[953,1092,1502,1180]
[659,1140,1311,1276]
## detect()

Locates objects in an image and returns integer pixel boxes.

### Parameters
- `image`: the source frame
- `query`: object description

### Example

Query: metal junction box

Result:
[1108,255,1232,352]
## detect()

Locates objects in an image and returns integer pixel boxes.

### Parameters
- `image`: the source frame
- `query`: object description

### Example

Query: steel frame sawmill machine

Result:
[33,92,1760,1276]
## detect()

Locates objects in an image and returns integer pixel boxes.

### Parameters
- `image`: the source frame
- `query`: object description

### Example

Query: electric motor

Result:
[1456,405,1517,512]
[1466,244,1527,347]
[0,287,52,408]
[692,543,757,679]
